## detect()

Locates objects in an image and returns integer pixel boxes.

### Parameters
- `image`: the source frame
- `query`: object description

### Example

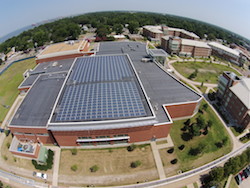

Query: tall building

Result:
[161,36,211,58]
[217,72,250,128]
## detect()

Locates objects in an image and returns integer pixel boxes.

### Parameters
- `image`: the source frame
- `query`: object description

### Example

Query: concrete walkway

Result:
[46,146,61,187]
[150,135,174,180]
[150,141,166,180]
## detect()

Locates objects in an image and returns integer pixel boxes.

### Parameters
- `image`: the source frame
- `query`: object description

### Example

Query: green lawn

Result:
[170,100,233,172]
[172,61,241,84]
[229,178,238,188]
[0,58,36,124]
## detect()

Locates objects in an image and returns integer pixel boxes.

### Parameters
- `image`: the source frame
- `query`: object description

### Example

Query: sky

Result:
[0,0,250,40]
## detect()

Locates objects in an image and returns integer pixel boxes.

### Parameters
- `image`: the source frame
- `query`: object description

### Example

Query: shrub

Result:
[130,160,141,168]
[181,132,193,141]
[3,155,7,161]
[6,142,10,149]
[90,165,99,172]
[71,164,78,171]
[0,181,3,187]
[208,92,216,101]
[4,130,10,137]
[202,103,208,111]
[71,148,77,155]
[127,144,136,152]
[170,159,178,164]
[178,145,185,150]
[32,149,54,171]
[167,148,174,154]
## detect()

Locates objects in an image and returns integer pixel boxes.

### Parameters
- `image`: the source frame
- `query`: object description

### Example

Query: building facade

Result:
[217,72,250,128]
[161,36,211,57]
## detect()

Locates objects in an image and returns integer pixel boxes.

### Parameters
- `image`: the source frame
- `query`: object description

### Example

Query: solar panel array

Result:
[55,55,149,122]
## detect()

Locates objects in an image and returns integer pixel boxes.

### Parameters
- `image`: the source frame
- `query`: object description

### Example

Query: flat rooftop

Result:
[51,55,153,123]
[39,40,87,56]
[97,42,201,123]
[10,73,67,127]
[19,58,75,88]
[149,49,169,57]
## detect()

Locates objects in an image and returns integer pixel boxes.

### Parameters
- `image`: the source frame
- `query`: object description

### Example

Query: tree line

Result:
[0,11,248,54]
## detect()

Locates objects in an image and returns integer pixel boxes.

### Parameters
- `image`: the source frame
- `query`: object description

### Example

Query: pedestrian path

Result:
[46,146,61,187]
[150,135,174,180]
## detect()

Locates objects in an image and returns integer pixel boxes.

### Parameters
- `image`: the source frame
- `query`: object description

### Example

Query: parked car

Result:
[235,174,242,185]
[33,172,47,180]
[239,171,245,181]
[243,169,249,178]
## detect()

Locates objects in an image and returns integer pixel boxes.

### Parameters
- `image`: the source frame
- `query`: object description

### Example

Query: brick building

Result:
[161,36,211,57]
[9,42,202,148]
[36,39,93,64]
[208,42,247,66]
[142,25,200,41]
[217,72,250,128]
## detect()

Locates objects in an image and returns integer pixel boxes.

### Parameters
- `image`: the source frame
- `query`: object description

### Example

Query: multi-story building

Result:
[9,42,202,150]
[161,36,211,57]
[208,42,247,66]
[217,71,250,128]
[142,25,200,41]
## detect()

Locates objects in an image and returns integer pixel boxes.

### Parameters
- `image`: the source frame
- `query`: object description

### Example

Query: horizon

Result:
[0,0,250,41]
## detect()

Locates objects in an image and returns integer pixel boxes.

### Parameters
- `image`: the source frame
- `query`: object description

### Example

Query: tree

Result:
[113,24,123,34]
[196,116,206,129]
[0,59,2,65]
[128,21,139,34]
[209,167,224,181]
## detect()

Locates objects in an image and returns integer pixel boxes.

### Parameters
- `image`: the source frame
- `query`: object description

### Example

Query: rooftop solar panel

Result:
[53,55,151,122]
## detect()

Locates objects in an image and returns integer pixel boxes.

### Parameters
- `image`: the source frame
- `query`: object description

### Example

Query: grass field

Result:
[159,148,180,177]
[0,58,36,124]
[172,61,241,84]
[229,177,238,188]
[59,145,158,185]
[170,100,233,171]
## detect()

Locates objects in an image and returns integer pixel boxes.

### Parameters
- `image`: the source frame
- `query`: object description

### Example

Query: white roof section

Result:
[181,39,211,48]
[143,25,163,34]
[168,27,200,39]
[230,78,250,109]
[208,42,240,57]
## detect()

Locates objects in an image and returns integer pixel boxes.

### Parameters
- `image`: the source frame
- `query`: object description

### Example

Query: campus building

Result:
[161,36,211,57]
[142,25,200,41]
[36,39,93,64]
[9,42,202,148]
[217,72,250,128]
[208,42,247,66]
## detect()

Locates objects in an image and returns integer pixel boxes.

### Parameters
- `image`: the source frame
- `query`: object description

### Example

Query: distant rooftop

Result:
[143,25,163,34]
[209,42,240,57]
[37,40,89,60]
[168,27,200,39]
[40,40,86,55]
[182,39,211,48]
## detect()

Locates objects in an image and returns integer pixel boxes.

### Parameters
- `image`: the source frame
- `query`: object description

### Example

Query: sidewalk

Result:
[150,135,174,180]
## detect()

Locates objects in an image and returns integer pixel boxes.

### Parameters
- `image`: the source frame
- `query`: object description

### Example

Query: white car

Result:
[33,172,47,180]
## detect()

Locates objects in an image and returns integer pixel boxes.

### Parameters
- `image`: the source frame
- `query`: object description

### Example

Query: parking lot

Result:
[240,177,250,188]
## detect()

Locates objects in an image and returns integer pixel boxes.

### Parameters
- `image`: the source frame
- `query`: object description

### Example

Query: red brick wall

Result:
[165,102,198,119]
[36,53,83,64]
[51,124,172,146]
[9,127,53,144]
